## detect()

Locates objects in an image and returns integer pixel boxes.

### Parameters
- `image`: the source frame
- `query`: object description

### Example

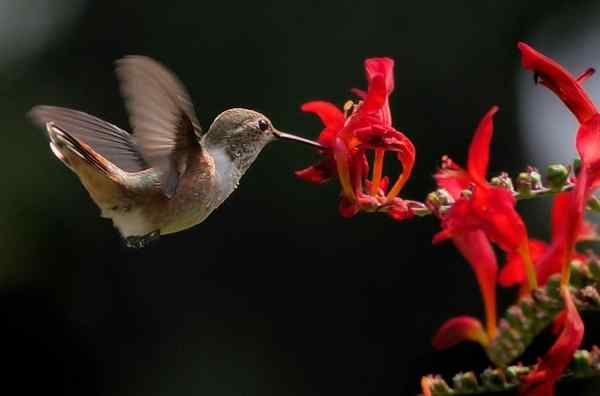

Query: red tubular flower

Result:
[517,42,596,396]
[296,58,416,220]
[518,42,597,124]
[433,107,537,292]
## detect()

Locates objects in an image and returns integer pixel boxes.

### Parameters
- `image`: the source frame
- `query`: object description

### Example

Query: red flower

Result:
[518,42,597,124]
[520,290,584,396]
[517,42,596,396]
[433,107,538,292]
[296,58,416,220]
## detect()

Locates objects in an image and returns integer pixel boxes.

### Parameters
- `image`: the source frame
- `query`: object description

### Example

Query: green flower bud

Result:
[546,164,570,191]
[490,172,515,191]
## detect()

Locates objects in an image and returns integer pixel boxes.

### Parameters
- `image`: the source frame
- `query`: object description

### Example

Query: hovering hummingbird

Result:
[29,56,323,248]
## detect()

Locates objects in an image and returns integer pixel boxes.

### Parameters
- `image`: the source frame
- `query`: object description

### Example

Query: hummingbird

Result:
[29,56,323,248]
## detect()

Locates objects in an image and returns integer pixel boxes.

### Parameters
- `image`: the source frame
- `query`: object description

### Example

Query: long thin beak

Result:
[272,129,327,150]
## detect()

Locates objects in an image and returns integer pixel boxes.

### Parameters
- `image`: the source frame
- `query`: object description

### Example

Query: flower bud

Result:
[460,189,472,199]
[452,372,478,392]
[516,167,543,196]
[573,158,582,175]
[546,164,570,191]
[587,196,600,213]
[490,172,515,191]
[426,189,454,217]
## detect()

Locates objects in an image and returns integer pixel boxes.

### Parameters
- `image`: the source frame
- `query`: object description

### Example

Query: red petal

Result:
[576,114,600,191]
[467,106,499,186]
[301,101,345,147]
[499,240,547,287]
[432,316,488,350]
[474,187,527,253]
[434,156,472,199]
[453,231,497,333]
[360,58,395,124]
[365,58,395,93]
[518,42,598,124]
[521,291,584,396]
[295,160,336,184]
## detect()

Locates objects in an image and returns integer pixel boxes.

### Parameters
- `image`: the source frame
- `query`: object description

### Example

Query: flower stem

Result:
[371,149,385,196]
[420,347,600,396]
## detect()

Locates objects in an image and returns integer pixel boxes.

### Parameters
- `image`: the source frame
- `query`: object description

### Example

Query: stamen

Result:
[576,68,595,83]
[371,149,385,196]
[518,242,538,294]
[334,139,355,200]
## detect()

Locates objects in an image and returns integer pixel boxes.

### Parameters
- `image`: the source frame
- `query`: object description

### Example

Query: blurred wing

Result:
[115,55,203,198]
[29,105,148,172]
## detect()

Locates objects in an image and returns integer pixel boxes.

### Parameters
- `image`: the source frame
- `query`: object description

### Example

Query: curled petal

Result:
[301,101,345,147]
[518,42,597,124]
[361,58,395,118]
[467,106,499,186]
[521,290,584,396]
[295,160,336,184]
[432,316,488,350]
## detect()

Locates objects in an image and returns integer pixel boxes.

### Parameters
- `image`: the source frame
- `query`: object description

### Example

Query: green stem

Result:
[420,347,600,396]
[486,260,600,367]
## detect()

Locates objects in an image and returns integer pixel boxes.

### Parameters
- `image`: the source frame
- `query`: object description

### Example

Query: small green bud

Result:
[426,189,454,216]
[452,371,478,392]
[516,173,531,195]
[587,196,600,213]
[505,364,530,384]
[573,158,582,175]
[429,376,453,395]
[546,164,569,191]
[516,167,544,196]
[480,368,507,390]
[572,349,593,376]
[460,189,472,199]
[490,172,515,191]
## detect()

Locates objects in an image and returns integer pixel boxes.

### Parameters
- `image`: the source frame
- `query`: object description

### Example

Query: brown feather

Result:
[115,56,203,198]
[29,106,148,172]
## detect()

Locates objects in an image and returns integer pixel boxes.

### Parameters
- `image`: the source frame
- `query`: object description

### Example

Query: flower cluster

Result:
[296,58,417,220]
[297,45,600,396]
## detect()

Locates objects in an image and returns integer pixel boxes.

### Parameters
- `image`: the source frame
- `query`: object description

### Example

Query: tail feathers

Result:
[46,122,114,178]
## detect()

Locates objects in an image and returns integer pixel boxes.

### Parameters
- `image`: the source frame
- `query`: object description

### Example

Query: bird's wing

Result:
[115,55,203,198]
[29,105,148,173]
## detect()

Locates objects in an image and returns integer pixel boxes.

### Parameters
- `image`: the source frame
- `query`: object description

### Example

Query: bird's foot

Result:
[123,230,160,249]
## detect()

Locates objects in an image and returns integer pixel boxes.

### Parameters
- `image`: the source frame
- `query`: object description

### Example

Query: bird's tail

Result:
[45,122,113,177]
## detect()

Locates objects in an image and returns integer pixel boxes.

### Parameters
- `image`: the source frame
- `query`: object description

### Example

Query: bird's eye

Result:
[257,119,269,131]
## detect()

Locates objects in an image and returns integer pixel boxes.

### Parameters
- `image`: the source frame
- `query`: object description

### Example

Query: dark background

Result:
[1,1,599,395]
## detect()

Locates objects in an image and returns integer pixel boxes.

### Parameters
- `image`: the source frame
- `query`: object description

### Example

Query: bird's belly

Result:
[106,208,154,238]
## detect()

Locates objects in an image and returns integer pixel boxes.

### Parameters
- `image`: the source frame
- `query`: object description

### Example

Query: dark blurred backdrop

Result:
[1,1,600,395]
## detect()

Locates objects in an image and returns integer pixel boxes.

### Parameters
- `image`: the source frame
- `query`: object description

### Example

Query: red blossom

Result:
[433,107,537,292]
[518,42,597,124]
[296,58,415,220]
[517,42,597,396]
